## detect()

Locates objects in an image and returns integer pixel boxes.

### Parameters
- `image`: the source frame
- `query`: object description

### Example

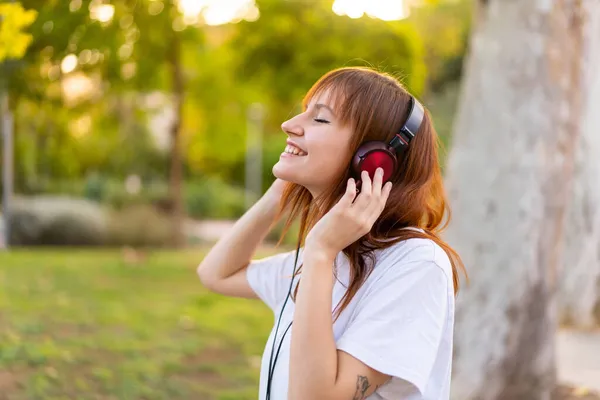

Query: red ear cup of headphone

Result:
[351,141,397,183]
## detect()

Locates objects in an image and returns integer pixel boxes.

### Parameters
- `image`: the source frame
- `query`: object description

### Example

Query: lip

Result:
[286,139,307,153]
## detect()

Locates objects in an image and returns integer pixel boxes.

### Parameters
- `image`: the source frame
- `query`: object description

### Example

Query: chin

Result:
[272,162,301,185]
[272,164,328,197]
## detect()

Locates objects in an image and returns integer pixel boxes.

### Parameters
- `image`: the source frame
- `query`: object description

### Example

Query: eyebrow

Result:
[314,103,336,117]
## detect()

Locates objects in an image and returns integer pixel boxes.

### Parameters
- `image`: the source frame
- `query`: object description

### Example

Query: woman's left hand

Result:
[305,167,393,259]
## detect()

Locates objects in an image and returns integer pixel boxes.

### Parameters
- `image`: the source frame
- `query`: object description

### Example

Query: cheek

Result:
[307,140,351,175]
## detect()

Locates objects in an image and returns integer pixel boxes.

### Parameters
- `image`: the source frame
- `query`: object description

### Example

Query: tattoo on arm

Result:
[352,375,371,400]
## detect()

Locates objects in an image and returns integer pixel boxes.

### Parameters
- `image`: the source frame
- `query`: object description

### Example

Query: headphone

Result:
[351,96,425,184]
[265,95,425,400]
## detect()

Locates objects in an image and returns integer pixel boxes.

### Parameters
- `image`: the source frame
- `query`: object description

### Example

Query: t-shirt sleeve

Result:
[336,260,450,395]
[246,249,301,313]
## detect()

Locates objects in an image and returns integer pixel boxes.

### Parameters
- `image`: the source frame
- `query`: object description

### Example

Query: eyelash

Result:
[314,118,330,124]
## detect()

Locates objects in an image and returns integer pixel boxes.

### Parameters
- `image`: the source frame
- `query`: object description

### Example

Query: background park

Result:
[1,0,600,399]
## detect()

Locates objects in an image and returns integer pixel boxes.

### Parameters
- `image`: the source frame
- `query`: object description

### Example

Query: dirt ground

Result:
[557,385,600,400]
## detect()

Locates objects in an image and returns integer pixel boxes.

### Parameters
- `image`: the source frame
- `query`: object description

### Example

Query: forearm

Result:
[288,248,338,400]
[197,195,280,283]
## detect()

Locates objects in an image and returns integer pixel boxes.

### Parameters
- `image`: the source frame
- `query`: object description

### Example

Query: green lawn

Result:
[0,248,278,400]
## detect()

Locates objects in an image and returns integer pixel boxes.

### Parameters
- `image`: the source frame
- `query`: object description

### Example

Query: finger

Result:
[382,181,392,200]
[372,167,384,197]
[353,170,372,210]
[337,177,358,208]
[368,181,393,222]
[381,181,393,208]
[355,180,362,194]
[360,170,372,195]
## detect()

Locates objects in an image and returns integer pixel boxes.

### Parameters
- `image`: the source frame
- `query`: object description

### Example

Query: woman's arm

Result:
[288,248,390,400]
[288,171,393,400]
[196,181,284,298]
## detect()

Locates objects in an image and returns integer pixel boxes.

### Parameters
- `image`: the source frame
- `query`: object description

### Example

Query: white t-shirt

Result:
[246,233,455,400]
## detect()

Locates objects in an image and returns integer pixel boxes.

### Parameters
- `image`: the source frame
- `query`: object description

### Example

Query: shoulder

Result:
[372,236,453,289]
[248,248,302,276]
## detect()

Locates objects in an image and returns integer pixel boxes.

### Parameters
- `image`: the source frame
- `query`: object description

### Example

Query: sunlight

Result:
[61,54,78,74]
[177,0,259,26]
[177,0,411,26]
[89,3,115,23]
[333,0,410,21]
[61,72,96,106]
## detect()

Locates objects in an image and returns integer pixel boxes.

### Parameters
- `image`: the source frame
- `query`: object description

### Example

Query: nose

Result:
[281,115,304,137]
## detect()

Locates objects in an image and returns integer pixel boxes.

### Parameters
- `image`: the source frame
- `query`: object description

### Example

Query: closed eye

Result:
[314,118,330,124]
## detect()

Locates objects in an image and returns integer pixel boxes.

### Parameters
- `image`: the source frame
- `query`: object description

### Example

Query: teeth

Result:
[284,144,307,156]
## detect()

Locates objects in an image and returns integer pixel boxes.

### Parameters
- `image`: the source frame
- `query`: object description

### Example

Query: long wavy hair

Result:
[271,67,467,320]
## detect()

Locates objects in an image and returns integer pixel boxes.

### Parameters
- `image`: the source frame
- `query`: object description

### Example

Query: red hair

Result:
[271,67,467,320]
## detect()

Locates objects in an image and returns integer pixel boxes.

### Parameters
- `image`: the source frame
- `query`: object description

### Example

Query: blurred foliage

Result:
[106,204,173,247]
[8,196,174,247]
[184,177,252,219]
[11,0,200,98]
[423,81,461,168]
[408,0,472,93]
[7,0,195,187]
[1,0,471,219]
[266,217,302,247]
[21,176,250,220]
[8,196,107,246]
[0,2,37,62]
[229,0,426,127]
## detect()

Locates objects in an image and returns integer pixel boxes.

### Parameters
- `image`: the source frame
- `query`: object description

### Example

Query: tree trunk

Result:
[168,31,185,248]
[559,5,600,330]
[444,1,590,399]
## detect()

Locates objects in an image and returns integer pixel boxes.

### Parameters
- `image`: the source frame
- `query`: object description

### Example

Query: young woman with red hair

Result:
[198,66,466,400]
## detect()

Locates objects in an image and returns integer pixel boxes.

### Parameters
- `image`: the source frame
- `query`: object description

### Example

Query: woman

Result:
[197,66,466,400]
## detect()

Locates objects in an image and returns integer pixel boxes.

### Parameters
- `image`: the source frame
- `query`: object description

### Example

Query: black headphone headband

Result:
[388,96,425,153]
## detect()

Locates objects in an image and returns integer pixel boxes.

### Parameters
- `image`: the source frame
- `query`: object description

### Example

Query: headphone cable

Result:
[265,243,301,400]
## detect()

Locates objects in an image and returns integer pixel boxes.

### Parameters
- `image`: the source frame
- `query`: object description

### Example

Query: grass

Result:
[1,250,598,400]
[0,248,279,400]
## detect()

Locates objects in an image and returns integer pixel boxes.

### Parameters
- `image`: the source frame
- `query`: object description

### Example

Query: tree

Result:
[1,2,37,249]
[10,0,201,246]
[558,5,600,330]
[443,1,596,399]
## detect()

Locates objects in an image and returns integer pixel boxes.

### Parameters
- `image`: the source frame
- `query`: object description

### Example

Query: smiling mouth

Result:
[283,144,307,156]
